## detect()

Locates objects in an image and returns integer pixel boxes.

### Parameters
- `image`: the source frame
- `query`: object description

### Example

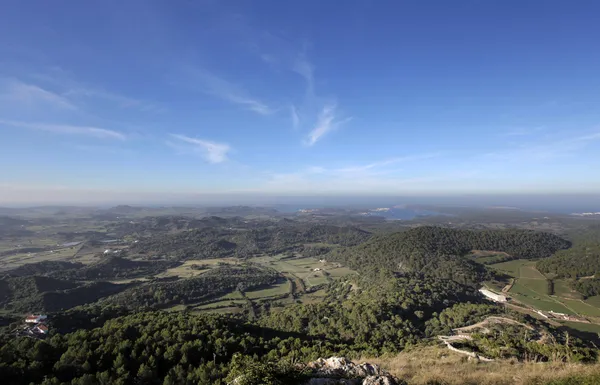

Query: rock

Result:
[304,379,362,385]
[306,357,384,378]
[362,375,399,385]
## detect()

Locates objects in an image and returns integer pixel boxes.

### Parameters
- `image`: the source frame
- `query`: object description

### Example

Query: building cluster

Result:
[17,314,49,338]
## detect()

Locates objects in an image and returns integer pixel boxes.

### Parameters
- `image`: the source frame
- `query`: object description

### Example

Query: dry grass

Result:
[362,346,600,385]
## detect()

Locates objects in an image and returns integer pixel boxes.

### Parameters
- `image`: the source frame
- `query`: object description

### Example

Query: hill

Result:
[537,228,600,278]
[0,304,596,385]
[326,226,570,285]
[131,223,371,260]
[101,265,279,309]
[0,275,131,313]
[4,261,85,277]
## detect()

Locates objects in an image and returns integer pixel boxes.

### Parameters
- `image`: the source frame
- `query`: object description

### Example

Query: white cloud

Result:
[185,67,274,115]
[486,130,600,162]
[0,79,76,110]
[335,154,441,173]
[0,120,126,140]
[290,104,300,128]
[292,54,314,94]
[170,134,231,163]
[64,87,162,112]
[306,104,351,146]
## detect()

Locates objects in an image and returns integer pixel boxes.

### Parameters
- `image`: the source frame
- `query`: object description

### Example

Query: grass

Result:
[155,258,239,278]
[0,247,80,270]
[221,291,244,300]
[509,281,575,314]
[489,259,525,276]
[518,278,549,293]
[249,254,357,291]
[585,296,600,308]
[519,264,547,279]
[553,280,582,300]
[195,299,246,310]
[245,281,290,299]
[304,271,329,287]
[363,346,600,385]
[560,321,600,334]
[488,259,600,317]
[327,266,359,278]
[559,299,600,317]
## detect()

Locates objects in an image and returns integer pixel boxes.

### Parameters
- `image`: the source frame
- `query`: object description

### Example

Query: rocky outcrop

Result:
[302,357,399,385]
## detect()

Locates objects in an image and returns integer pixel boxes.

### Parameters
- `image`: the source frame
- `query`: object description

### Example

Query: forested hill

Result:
[131,224,371,259]
[101,265,279,309]
[535,226,600,279]
[327,226,570,285]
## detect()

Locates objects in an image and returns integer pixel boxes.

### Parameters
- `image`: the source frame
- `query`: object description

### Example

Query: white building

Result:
[478,288,507,303]
[25,314,48,324]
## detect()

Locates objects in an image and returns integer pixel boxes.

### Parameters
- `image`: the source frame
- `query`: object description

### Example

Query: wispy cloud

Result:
[28,69,163,113]
[184,67,274,115]
[292,52,314,95]
[290,104,300,129]
[501,126,545,137]
[0,119,126,140]
[169,134,231,163]
[306,104,351,146]
[486,129,600,162]
[64,87,162,112]
[335,154,442,173]
[0,79,76,110]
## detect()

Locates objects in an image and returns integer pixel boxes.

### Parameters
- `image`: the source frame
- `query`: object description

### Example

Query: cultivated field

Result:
[489,259,600,318]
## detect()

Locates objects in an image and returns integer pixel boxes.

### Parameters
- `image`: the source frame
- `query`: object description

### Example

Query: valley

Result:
[2,205,600,384]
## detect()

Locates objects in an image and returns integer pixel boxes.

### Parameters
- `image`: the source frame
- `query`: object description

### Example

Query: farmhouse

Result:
[33,324,49,335]
[479,288,507,303]
[25,314,48,324]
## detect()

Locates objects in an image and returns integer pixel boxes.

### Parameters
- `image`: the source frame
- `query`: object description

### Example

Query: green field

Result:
[489,259,524,276]
[553,279,582,299]
[489,259,600,317]
[560,298,600,317]
[585,295,600,308]
[245,281,290,299]
[155,258,238,279]
[518,278,549,294]
[195,299,246,310]
[249,254,357,290]
[560,321,600,334]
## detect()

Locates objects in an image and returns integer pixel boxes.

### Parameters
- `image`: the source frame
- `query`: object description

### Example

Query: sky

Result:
[1,0,600,205]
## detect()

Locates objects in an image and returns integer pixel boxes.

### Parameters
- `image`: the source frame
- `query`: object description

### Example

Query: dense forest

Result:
[537,242,600,278]
[326,226,569,285]
[101,265,279,309]
[131,223,371,260]
[0,281,595,385]
[5,257,177,281]
[571,279,600,298]
[258,274,482,354]
[0,276,130,313]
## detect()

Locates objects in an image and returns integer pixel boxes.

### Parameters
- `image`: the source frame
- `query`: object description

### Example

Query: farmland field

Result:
[559,299,600,317]
[585,296,600,308]
[155,258,239,278]
[245,280,290,299]
[489,259,525,276]
[489,259,600,316]
[553,279,582,299]
[560,321,600,334]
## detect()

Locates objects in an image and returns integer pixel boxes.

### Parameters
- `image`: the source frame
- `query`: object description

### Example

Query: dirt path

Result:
[455,316,534,333]
[502,278,515,293]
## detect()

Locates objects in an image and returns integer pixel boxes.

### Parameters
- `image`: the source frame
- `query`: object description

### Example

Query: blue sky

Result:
[1,0,600,204]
